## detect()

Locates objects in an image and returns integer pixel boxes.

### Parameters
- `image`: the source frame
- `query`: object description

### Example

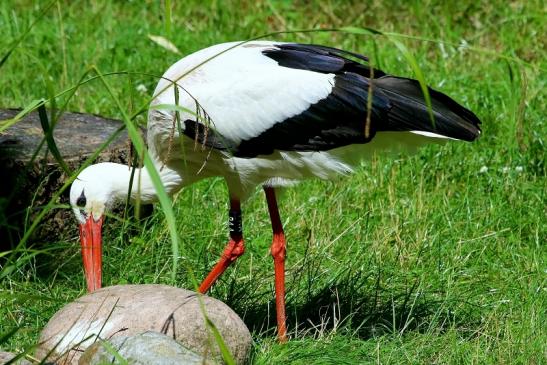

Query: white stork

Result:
[69,41,481,342]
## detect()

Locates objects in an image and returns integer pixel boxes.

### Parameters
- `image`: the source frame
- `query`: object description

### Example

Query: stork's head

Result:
[69,163,124,292]
[69,162,182,292]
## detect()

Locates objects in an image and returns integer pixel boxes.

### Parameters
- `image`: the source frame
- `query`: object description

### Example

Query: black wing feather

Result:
[262,43,385,77]
[235,73,390,157]
[183,43,481,157]
[373,77,481,141]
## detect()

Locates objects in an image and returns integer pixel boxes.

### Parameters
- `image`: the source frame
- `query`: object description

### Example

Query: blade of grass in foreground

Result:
[386,35,435,127]
[0,99,45,133]
[164,0,172,37]
[92,66,181,284]
[0,0,56,69]
[340,26,435,128]
[98,339,129,365]
[0,327,19,345]
[37,104,71,175]
[205,317,236,365]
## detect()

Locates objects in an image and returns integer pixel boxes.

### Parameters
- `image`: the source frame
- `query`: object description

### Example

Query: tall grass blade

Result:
[0,0,56,69]
[0,99,45,133]
[92,66,181,283]
[340,26,435,127]
[339,26,382,35]
[164,0,172,37]
[0,248,57,280]
[387,35,435,127]
[98,339,129,364]
[4,349,32,365]
[382,31,541,71]
[0,291,63,303]
[37,104,71,175]
[205,318,236,365]
[0,327,19,345]
[149,103,198,116]
[515,67,528,151]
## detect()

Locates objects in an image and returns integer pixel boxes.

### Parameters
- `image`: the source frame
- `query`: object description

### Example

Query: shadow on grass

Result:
[223,264,479,340]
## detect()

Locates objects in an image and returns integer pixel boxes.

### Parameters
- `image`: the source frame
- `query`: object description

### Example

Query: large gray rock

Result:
[79,331,216,365]
[36,284,251,364]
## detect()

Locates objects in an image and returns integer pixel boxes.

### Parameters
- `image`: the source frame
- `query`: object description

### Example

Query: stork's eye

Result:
[76,191,86,207]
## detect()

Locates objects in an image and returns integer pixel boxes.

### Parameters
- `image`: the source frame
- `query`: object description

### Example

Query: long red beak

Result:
[79,214,104,292]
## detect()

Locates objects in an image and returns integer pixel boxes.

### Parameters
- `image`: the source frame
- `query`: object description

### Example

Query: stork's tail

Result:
[373,76,481,141]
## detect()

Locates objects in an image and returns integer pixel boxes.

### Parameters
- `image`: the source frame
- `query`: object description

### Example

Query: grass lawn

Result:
[0,1,545,363]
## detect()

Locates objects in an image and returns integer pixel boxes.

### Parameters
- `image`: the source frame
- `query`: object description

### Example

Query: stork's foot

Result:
[198,237,245,293]
[199,201,244,294]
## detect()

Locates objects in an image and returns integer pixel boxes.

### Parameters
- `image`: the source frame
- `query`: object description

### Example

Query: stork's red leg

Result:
[198,200,245,293]
[264,187,288,343]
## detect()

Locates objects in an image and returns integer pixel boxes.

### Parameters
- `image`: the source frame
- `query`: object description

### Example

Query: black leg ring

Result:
[229,209,242,236]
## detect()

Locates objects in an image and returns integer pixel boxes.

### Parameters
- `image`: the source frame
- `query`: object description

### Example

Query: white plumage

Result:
[153,42,334,143]
[146,41,466,199]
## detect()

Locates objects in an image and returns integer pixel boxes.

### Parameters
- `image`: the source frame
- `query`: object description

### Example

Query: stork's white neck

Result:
[120,164,183,203]
[77,162,183,206]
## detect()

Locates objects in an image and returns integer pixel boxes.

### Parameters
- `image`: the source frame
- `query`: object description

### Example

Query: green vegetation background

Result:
[0,1,545,364]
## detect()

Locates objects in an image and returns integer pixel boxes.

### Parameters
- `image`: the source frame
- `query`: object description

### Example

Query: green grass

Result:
[1,0,545,364]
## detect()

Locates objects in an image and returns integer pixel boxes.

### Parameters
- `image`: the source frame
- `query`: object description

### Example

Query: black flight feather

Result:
[373,76,481,141]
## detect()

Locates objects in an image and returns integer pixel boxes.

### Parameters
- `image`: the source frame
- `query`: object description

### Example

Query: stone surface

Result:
[0,351,32,365]
[0,108,130,250]
[79,331,216,365]
[0,109,127,161]
[36,284,251,365]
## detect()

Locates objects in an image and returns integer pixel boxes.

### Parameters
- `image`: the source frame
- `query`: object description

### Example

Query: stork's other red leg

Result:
[264,187,288,343]
[198,200,245,293]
